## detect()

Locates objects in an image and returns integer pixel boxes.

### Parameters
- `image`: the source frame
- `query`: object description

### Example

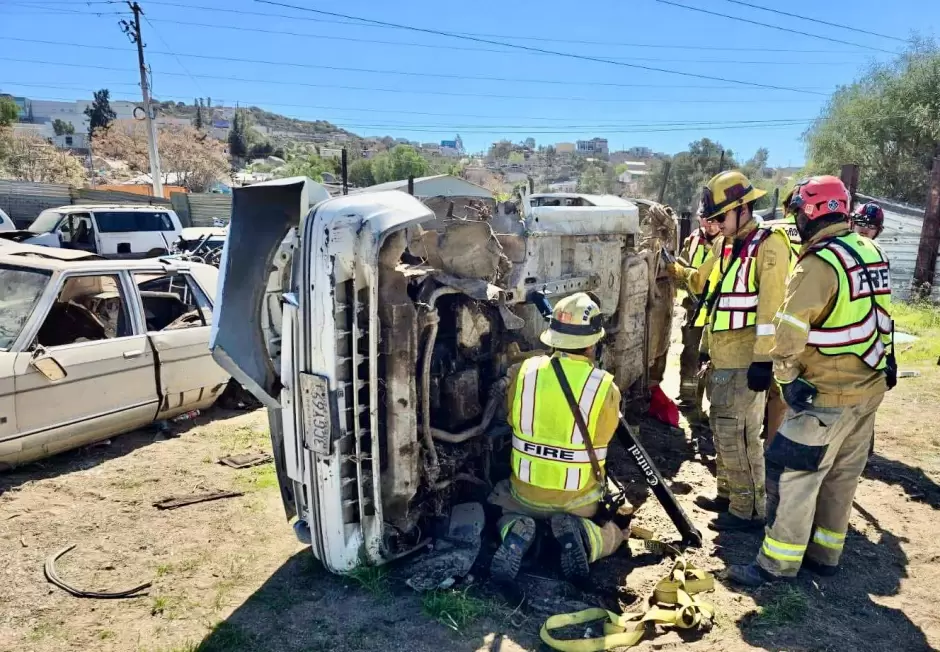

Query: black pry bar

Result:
[617,418,703,547]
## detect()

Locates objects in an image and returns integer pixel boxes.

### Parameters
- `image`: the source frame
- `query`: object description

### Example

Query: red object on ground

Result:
[648,385,680,428]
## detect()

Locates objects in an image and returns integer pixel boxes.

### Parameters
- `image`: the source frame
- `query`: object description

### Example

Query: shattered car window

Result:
[0,265,51,350]
[36,274,132,347]
[135,272,212,331]
[28,210,65,234]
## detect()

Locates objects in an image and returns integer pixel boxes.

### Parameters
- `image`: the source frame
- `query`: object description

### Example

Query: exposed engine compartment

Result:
[371,199,650,557]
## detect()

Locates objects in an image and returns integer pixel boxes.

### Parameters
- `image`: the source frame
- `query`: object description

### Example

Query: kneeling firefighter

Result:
[727,176,896,586]
[488,292,631,583]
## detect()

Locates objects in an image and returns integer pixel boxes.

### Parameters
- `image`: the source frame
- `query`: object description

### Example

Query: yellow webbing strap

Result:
[539,557,715,651]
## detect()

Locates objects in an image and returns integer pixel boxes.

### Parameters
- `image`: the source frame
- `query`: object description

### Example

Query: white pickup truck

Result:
[211,178,656,573]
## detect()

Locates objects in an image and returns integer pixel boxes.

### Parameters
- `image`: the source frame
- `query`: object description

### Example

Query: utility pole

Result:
[840,163,860,214]
[122,2,163,198]
[913,155,940,299]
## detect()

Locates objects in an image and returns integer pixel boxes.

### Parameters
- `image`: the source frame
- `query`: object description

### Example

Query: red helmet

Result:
[852,202,885,230]
[788,175,850,220]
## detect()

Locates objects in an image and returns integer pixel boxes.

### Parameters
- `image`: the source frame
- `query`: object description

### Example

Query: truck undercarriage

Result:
[211,178,655,574]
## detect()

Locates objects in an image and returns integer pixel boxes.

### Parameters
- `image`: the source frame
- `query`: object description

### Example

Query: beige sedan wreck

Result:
[0,242,231,469]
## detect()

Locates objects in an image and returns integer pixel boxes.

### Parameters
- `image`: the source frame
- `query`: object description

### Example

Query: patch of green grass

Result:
[98,629,116,640]
[151,595,183,619]
[891,300,940,363]
[752,584,808,628]
[156,563,173,577]
[233,462,278,493]
[27,622,62,641]
[422,588,501,633]
[347,566,389,598]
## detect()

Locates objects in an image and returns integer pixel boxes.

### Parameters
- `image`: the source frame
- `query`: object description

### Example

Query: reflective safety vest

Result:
[686,229,710,269]
[706,228,782,332]
[509,354,615,492]
[762,215,802,257]
[805,233,892,369]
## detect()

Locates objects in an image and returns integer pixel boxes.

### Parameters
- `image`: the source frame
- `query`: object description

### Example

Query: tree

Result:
[52,119,75,136]
[371,145,430,183]
[803,40,940,203]
[194,102,204,131]
[508,151,525,165]
[578,164,607,194]
[642,139,737,211]
[94,122,229,192]
[228,109,249,160]
[0,129,87,185]
[83,89,117,135]
[349,158,375,187]
[278,153,332,182]
[0,96,19,127]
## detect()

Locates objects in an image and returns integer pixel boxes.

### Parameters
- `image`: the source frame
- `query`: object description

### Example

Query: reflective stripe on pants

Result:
[757,394,883,577]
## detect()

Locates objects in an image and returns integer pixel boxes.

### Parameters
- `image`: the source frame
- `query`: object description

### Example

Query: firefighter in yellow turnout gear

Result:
[671,170,791,532]
[727,176,896,587]
[489,293,628,583]
[676,207,720,416]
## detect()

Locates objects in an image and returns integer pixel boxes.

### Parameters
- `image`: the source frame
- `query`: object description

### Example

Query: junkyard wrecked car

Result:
[0,241,231,469]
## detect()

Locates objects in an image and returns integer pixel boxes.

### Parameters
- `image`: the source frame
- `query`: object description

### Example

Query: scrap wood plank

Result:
[153,491,243,510]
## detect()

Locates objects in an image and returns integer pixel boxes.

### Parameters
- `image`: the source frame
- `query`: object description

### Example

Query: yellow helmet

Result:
[540,292,605,350]
[701,170,766,220]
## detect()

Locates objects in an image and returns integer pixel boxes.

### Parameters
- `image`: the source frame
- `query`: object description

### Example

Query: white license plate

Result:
[299,372,332,455]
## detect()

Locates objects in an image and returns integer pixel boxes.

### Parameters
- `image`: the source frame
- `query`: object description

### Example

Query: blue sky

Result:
[0,0,937,166]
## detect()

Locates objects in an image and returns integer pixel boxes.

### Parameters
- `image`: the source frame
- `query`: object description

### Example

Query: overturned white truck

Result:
[211,178,661,574]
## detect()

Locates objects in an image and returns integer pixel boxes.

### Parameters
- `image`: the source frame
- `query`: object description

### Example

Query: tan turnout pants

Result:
[489,480,625,563]
[764,382,788,448]
[757,394,883,577]
[678,294,705,407]
[708,368,766,520]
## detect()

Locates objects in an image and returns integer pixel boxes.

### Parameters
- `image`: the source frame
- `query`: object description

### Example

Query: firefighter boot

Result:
[491,516,536,583]
[551,514,591,582]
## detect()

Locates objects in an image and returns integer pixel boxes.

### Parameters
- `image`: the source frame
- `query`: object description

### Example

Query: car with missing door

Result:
[0,241,230,469]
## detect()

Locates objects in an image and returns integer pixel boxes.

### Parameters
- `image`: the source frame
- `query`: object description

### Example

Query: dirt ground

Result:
[2,330,940,651]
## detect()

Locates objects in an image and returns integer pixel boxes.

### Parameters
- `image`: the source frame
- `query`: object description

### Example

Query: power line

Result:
[0,40,823,103]
[129,0,871,54]
[719,0,909,43]
[654,0,899,55]
[0,82,816,133]
[0,81,818,128]
[143,18,867,67]
[250,0,827,95]
[0,59,822,123]
[140,13,206,97]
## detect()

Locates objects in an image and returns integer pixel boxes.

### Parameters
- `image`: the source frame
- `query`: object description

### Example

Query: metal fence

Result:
[0,180,230,228]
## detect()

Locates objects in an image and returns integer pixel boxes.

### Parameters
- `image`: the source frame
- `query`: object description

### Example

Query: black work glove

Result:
[885,353,898,390]
[747,361,773,392]
[780,377,817,413]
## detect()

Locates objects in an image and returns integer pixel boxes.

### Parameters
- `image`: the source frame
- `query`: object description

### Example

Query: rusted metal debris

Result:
[152,491,243,510]
[44,544,152,599]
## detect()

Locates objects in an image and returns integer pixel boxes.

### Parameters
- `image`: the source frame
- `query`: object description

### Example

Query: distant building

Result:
[355,174,492,199]
[319,147,343,159]
[52,132,89,152]
[555,142,576,154]
[626,146,653,159]
[547,179,578,193]
[577,138,609,157]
